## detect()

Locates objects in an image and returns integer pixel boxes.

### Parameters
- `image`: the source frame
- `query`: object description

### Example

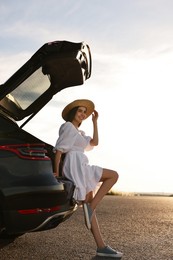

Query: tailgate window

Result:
[9,67,50,110]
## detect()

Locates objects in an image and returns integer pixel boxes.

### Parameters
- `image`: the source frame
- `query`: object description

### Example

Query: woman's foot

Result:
[83,203,94,229]
[96,245,123,258]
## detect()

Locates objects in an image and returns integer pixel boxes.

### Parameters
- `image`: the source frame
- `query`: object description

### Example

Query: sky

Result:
[1,0,173,194]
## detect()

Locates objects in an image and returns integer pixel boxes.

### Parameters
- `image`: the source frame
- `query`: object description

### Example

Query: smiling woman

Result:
[53,99,123,258]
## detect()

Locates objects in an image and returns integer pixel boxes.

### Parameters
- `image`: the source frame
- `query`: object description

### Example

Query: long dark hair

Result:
[66,106,81,127]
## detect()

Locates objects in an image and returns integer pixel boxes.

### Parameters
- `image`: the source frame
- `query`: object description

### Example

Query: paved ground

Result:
[0,196,173,260]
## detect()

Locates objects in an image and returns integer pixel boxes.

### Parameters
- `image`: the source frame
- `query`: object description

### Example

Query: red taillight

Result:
[0,143,50,160]
[18,206,60,215]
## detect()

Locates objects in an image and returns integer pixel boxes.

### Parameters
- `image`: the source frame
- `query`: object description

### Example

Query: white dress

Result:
[54,122,103,201]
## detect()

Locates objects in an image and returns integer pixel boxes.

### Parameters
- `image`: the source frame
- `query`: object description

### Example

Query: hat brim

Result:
[62,99,95,121]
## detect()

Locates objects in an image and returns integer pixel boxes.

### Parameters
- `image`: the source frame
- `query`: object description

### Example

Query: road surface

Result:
[0,196,173,260]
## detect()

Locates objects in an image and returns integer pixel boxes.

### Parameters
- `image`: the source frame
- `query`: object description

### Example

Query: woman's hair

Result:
[66,106,81,127]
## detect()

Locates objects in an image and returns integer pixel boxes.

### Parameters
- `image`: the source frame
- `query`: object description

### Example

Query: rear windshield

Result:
[9,67,50,110]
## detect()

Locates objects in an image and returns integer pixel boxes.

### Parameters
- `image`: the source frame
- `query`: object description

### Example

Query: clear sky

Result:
[1,0,173,194]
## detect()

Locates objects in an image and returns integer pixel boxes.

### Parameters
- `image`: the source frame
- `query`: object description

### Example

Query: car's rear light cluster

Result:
[18,206,60,214]
[0,143,50,160]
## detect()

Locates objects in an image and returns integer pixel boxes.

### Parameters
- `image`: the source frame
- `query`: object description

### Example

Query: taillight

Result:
[18,206,60,214]
[0,143,50,160]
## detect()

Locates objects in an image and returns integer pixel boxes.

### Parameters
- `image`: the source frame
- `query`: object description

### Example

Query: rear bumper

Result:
[0,178,76,234]
[2,203,77,234]
[0,181,77,234]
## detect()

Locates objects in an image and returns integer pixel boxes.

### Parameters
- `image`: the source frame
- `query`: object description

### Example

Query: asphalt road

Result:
[0,196,173,260]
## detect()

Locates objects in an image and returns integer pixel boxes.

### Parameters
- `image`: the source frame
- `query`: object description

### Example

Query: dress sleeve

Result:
[80,130,94,152]
[54,122,78,153]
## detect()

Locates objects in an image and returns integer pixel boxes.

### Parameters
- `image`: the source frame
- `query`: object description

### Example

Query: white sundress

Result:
[54,121,103,201]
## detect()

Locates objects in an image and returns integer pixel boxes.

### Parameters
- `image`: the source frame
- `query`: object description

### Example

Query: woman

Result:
[54,99,123,258]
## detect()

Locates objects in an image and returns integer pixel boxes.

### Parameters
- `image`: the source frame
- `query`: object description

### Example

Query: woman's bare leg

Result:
[83,170,121,252]
[91,214,105,248]
[90,169,118,211]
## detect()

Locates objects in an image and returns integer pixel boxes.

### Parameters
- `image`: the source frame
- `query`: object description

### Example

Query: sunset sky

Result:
[1,0,173,194]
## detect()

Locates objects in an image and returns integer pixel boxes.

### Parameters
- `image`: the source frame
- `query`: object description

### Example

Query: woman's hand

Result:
[53,172,59,178]
[92,110,99,123]
[90,110,99,146]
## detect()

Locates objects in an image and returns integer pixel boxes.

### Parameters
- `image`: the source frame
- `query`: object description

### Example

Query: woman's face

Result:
[73,106,87,124]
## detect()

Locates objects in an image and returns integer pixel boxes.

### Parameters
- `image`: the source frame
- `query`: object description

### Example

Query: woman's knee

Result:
[114,170,119,182]
[110,170,119,183]
[101,169,119,182]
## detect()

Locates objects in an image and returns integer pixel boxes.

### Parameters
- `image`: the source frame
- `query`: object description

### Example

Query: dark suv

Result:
[0,41,91,240]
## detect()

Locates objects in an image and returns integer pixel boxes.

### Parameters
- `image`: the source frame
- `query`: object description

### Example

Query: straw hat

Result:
[62,99,95,121]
